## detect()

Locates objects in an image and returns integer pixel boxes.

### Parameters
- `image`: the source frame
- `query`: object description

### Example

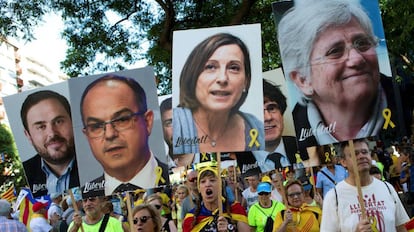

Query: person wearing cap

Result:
[182,165,250,232]
[62,192,83,226]
[300,176,322,208]
[248,182,285,232]
[48,193,64,229]
[0,199,28,231]
[30,201,52,232]
[273,180,321,232]
[68,196,122,232]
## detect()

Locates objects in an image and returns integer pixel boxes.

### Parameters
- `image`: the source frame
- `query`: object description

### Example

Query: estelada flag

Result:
[0,184,16,202]
[16,188,51,228]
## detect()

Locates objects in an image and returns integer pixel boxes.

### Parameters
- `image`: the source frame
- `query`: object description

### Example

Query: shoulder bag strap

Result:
[99,213,110,232]
[320,170,336,185]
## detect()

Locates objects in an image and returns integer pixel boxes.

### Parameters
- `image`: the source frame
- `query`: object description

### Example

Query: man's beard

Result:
[36,136,76,165]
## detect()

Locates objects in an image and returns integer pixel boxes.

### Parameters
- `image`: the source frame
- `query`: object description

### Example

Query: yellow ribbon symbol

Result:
[382,108,395,129]
[248,129,260,148]
[325,152,331,163]
[369,216,379,232]
[295,153,303,164]
[201,152,209,161]
[155,166,166,185]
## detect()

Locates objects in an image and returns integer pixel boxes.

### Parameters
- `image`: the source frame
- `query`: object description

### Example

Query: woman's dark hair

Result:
[179,33,251,114]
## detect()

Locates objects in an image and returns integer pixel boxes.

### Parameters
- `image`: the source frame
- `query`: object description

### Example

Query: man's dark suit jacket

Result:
[23,154,80,197]
[81,157,170,197]
[281,136,301,168]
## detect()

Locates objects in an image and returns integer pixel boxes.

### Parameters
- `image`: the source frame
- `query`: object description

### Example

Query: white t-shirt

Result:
[242,187,258,211]
[321,178,409,232]
[30,215,53,232]
[270,189,283,202]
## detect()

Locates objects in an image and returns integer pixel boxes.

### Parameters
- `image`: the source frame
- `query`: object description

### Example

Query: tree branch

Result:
[230,0,258,25]
[110,0,139,30]
[155,0,175,52]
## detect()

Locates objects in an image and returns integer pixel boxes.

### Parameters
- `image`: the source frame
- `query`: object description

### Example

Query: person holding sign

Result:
[321,138,409,231]
[182,165,250,232]
[68,196,123,232]
[277,0,399,149]
[173,32,264,154]
[80,75,169,195]
[21,90,80,197]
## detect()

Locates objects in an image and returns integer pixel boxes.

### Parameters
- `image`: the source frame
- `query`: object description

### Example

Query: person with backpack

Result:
[273,180,321,232]
[321,138,409,231]
[248,182,285,232]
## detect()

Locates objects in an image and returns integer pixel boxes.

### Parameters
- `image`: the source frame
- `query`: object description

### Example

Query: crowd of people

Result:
[0,137,413,231]
[1,0,414,231]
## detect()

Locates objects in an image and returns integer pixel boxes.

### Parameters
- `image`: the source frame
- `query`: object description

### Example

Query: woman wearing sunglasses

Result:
[132,204,161,232]
[273,180,321,232]
[182,166,250,232]
[145,194,177,232]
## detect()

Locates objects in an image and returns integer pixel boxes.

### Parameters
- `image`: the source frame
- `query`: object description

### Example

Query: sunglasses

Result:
[152,204,162,210]
[258,192,270,196]
[133,215,152,225]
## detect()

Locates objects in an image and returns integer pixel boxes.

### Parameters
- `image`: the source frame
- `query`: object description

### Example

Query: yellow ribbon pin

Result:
[155,166,166,185]
[382,108,395,129]
[325,152,331,163]
[295,153,303,164]
[248,129,260,148]
[201,152,209,161]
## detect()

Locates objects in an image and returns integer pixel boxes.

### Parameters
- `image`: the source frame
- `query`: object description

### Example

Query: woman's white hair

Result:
[277,0,375,105]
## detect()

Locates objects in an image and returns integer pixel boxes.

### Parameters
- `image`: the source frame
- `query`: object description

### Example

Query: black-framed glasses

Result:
[264,103,280,114]
[258,192,270,196]
[313,36,378,63]
[133,216,152,225]
[83,110,145,139]
[287,192,303,198]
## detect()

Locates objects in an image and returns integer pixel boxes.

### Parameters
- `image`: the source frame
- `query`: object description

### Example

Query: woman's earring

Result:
[308,88,314,95]
[243,88,246,93]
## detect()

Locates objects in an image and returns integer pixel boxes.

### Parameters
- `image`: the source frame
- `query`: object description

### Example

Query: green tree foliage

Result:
[0,0,49,41]
[380,0,414,76]
[0,0,413,93]
[52,0,281,95]
[0,123,26,192]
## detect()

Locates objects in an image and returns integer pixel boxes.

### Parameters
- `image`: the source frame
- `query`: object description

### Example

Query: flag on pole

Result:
[17,187,51,228]
[0,184,16,202]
